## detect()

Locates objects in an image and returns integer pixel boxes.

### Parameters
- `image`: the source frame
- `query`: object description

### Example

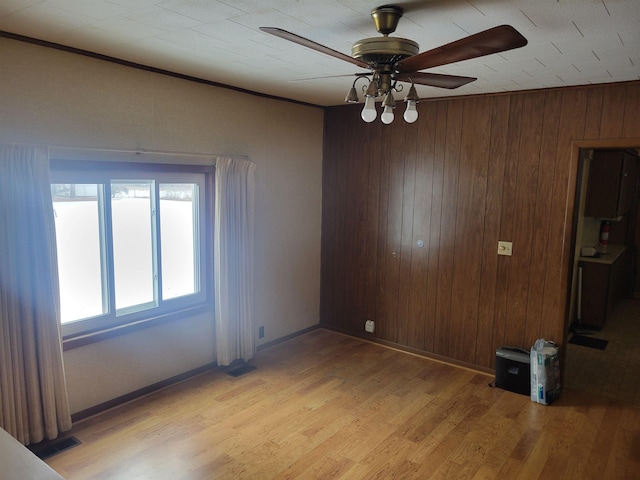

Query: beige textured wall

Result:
[0,37,323,413]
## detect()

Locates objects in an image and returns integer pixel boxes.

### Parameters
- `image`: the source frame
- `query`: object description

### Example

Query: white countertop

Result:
[579,244,626,265]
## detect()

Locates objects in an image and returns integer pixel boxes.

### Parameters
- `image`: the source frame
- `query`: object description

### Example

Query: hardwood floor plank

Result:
[46,329,640,479]
[604,404,640,479]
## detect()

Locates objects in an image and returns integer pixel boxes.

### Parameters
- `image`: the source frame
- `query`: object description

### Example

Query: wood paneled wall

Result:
[321,81,640,370]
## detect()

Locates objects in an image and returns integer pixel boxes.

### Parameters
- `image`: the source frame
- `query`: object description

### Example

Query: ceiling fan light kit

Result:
[403,83,420,124]
[380,91,396,125]
[370,5,403,35]
[361,95,378,123]
[260,4,527,125]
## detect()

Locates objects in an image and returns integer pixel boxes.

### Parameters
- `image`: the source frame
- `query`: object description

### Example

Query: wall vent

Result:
[29,436,81,459]
[226,363,257,377]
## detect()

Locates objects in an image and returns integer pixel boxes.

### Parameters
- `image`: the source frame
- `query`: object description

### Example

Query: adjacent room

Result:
[1,1,640,478]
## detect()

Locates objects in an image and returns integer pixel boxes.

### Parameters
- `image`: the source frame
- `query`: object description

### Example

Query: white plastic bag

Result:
[530,339,561,405]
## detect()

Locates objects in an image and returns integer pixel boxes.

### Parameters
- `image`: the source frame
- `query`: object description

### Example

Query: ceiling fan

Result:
[260,5,527,124]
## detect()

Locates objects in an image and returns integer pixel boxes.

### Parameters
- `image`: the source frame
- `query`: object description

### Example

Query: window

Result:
[50,162,211,337]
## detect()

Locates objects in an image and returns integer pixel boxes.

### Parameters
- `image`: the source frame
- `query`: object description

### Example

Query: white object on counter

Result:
[579,244,626,265]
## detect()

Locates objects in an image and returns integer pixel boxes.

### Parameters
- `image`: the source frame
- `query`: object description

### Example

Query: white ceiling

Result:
[1,0,639,106]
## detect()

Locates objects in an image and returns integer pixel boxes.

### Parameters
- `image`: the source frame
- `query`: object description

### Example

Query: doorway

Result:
[565,143,640,406]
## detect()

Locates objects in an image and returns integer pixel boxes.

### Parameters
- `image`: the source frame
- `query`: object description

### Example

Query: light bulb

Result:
[381,105,394,124]
[404,101,418,123]
[361,96,377,123]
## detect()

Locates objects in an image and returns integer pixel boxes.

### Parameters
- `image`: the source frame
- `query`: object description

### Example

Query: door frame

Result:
[563,137,640,377]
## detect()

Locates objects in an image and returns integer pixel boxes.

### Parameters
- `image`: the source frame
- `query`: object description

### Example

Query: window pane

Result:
[160,183,198,300]
[51,184,106,323]
[51,167,207,336]
[111,181,156,312]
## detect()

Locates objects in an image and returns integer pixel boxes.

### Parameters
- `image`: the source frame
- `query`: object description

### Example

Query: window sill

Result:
[62,303,213,351]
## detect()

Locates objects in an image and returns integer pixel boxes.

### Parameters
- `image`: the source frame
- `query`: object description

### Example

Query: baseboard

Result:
[256,324,320,351]
[71,325,321,423]
[71,362,217,423]
[320,324,494,376]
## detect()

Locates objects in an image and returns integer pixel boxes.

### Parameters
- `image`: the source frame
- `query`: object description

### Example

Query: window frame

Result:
[50,159,214,346]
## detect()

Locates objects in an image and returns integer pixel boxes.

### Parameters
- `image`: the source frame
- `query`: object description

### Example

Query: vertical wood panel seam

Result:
[526,91,557,341]
[502,96,523,347]
[474,108,492,363]
[508,99,526,346]
[433,103,448,353]
[445,100,464,355]
[522,93,547,344]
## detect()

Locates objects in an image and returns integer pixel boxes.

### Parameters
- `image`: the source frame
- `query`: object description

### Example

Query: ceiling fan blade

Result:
[260,27,370,69]
[289,73,367,82]
[396,72,476,89]
[395,25,527,73]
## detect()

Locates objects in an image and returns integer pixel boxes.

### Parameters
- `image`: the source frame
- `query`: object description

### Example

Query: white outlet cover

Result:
[365,320,375,333]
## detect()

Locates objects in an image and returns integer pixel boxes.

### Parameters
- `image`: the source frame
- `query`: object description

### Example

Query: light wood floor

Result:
[47,329,640,479]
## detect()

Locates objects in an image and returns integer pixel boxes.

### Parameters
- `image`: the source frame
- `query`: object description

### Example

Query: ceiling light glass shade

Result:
[381,105,395,124]
[345,86,359,103]
[404,84,419,103]
[403,101,418,123]
[365,78,378,98]
[361,95,377,122]
[382,91,395,107]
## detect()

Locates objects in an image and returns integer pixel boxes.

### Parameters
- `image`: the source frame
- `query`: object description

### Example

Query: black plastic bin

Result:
[495,346,531,396]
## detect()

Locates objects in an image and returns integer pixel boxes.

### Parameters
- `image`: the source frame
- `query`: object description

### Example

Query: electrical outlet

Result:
[258,326,264,338]
[365,320,375,333]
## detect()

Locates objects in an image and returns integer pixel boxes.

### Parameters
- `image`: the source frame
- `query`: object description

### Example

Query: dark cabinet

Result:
[585,149,638,218]
[580,261,609,328]
[579,247,631,328]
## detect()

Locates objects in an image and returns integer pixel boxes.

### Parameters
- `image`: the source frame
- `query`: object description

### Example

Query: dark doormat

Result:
[226,363,257,377]
[569,334,608,350]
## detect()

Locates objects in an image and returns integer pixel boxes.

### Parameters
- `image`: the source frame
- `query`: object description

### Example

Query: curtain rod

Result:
[48,145,250,160]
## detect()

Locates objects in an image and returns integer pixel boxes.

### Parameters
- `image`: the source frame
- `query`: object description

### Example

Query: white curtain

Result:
[213,157,256,366]
[0,144,72,445]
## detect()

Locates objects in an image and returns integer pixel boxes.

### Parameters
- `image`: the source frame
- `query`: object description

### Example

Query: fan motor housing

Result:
[352,37,419,65]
